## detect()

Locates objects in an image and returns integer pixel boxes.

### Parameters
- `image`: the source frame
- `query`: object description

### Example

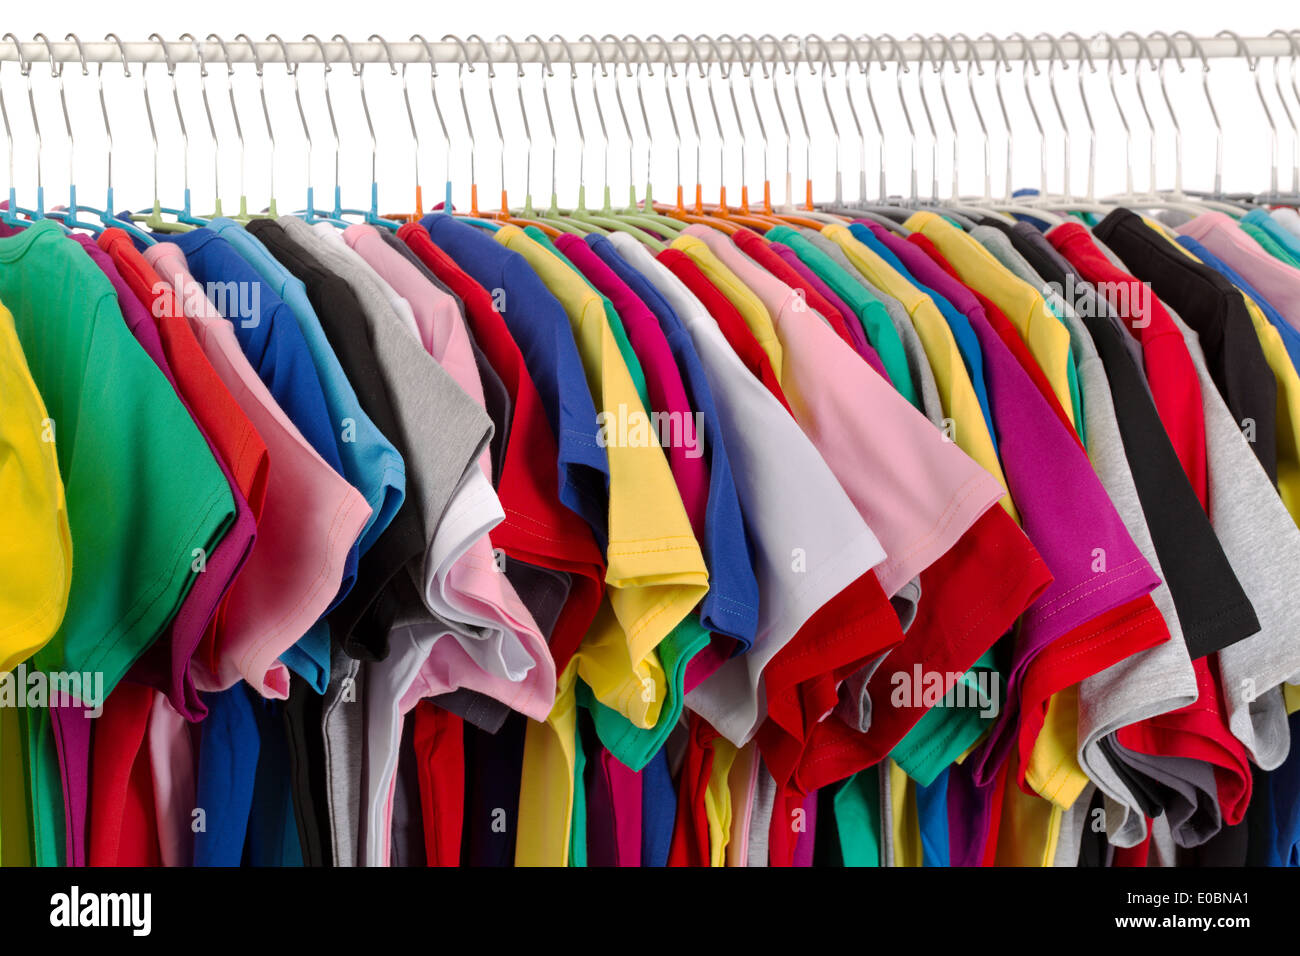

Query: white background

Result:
[1,0,1297,220]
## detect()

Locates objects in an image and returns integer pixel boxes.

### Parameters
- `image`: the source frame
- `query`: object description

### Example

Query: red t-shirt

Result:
[88,682,161,866]
[757,569,905,867]
[1047,224,1209,506]
[412,700,465,866]
[667,713,721,867]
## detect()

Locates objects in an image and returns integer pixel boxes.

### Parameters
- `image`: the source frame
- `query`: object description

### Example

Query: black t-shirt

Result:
[246,218,425,663]
[1094,208,1278,484]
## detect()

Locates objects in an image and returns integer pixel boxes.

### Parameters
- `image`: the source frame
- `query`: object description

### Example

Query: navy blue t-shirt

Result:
[421,214,611,550]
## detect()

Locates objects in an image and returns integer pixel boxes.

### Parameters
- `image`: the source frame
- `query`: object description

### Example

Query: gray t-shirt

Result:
[972,226,1199,848]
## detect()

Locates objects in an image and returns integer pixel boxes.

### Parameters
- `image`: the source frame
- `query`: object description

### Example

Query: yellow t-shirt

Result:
[706,735,739,867]
[669,234,785,380]
[515,659,579,866]
[995,749,1063,867]
[904,211,1077,432]
[499,226,708,866]
[496,225,708,724]
[886,760,924,867]
[0,299,71,675]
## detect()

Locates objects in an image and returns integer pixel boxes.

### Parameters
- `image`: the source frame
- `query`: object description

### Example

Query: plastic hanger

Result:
[683,34,777,230]
[292,34,350,228]
[1091,31,1220,218]
[557,33,664,244]
[205,34,262,223]
[431,33,509,232]
[699,33,789,231]
[0,33,73,233]
[657,33,743,234]
[131,34,203,232]
[1235,29,1300,208]
[609,33,688,238]
[943,32,1065,226]
[0,35,40,225]
[759,33,843,225]
[589,34,672,244]
[229,33,280,222]
[472,34,560,237]
[190,35,226,219]
[1003,31,1115,220]
[328,34,396,229]
[810,33,909,232]
[38,32,151,242]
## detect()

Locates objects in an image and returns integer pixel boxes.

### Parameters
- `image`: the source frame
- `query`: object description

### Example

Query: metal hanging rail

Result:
[0,33,1295,68]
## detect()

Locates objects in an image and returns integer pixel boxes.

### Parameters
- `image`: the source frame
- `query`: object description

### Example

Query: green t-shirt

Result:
[834,766,882,867]
[0,220,235,863]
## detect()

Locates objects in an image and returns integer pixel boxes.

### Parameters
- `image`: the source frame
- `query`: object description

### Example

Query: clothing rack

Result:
[0,33,1297,69]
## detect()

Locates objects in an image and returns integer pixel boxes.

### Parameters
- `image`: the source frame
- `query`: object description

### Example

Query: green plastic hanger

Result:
[132,33,203,233]
[228,33,281,223]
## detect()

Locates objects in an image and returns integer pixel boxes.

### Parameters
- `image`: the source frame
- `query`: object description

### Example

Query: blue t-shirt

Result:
[641,747,677,867]
[1267,711,1300,866]
[422,214,611,550]
[848,222,999,449]
[1177,234,1300,374]
[194,685,260,867]
[208,218,406,556]
[915,767,951,867]
[587,233,759,650]
[1244,208,1300,265]
[166,228,356,691]
[245,694,305,867]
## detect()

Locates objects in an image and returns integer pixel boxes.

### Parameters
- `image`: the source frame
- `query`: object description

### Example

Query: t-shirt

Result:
[614,237,891,752]
[593,234,760,651]
[656,248,793,413]
[158,234,372,684]
[141,241,371,697]
[1093,209,1278,484]
[670,232,786,380]
[0,220,238,867]
[207,218,405,554]
[0,293,70,676]
[494,223,708,729]
[764,225,916,407]
[243,218,422,661]
[907,211,1080,431]
[853,222,998,444]
[396,222,606,673]
[423,214,612,554]
[94,229,264,722]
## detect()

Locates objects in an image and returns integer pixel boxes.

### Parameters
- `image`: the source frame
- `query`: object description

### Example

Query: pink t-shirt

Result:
[143,243,371,699]
[1177,212,1300,329]
[682,225,1006,598]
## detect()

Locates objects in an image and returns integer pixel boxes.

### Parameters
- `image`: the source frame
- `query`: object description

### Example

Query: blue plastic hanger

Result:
[0,33,59,229]
[43,33,155,244]
[293,34,351,229]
